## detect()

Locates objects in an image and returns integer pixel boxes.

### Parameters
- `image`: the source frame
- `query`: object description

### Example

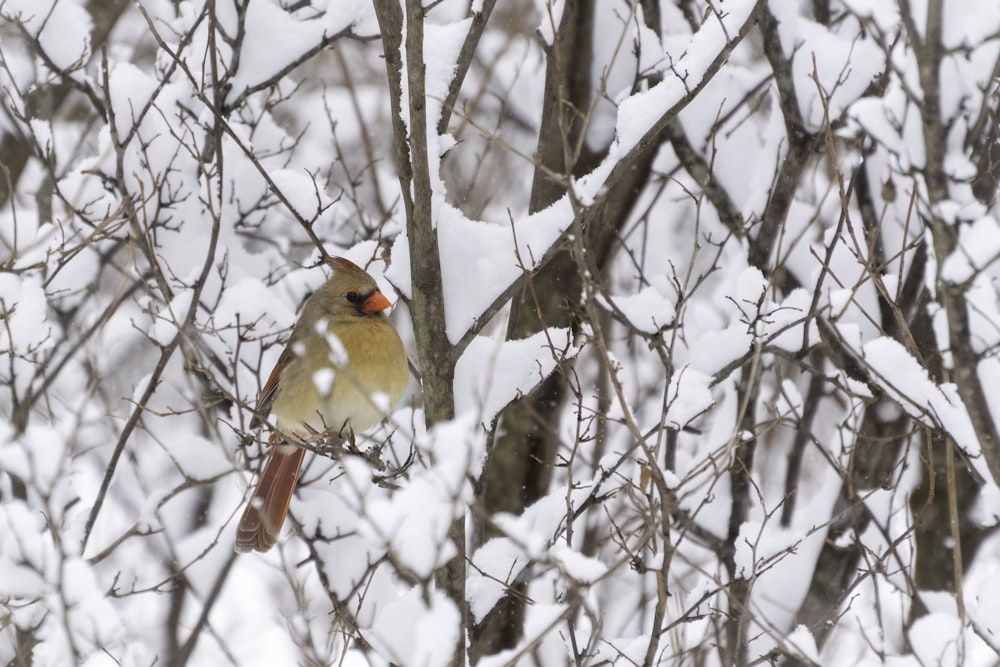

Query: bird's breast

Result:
[271,317,408,439]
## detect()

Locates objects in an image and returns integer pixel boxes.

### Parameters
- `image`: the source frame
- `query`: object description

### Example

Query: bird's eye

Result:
[346,291,361,303]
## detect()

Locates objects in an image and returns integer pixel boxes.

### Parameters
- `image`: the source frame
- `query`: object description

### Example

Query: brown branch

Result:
[918,0,1000,485]
[373,1,463,663]
[749,5,815,271]
[665,118,745,238]
[600,0,766,205]
[81,5,228,551]
[436,0,498,135]
[8,18,106,119]
[133,2,330,255]
[223,25,360,112]
[170,551,238,667]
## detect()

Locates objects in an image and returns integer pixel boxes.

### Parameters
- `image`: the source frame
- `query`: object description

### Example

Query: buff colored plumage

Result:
[235,257,408,553]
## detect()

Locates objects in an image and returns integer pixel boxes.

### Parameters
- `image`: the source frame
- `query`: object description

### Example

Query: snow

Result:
[597,282,676,334]
[861,336,983,471]
[469,487,597,622]
[361,471,459,578]
[908,613,962,667]
[365,587,460,666]
[664,367,714,429]
[230,0,367,99]
[762,288,818,352]
[849,83,926,171]
[454,328,576,425]
[106,62,159,138]
[613,0,759,156]
[941,0,1000,48]
[5,0,1000,664]
[687,323,751,375]
[388,198,574,343]
[770,6,885,128]
[550,544,606,582]
[424,19,470,130]
[476,599,570,667]
[1,0,92,73]
[786,625,821,663]
[941,216,1000,284]
[1,500,48,575]
[167,434,235,481]
[149,289,192,346]
[774,378,804,419]
[0,273,49,358]
[467,534,529,621]
[269,169,332,220]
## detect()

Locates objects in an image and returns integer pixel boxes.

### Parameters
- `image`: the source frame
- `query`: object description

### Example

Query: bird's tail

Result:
[235,440,306,553]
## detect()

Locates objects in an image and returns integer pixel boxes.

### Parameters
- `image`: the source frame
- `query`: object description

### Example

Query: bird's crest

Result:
[325,256,367,277]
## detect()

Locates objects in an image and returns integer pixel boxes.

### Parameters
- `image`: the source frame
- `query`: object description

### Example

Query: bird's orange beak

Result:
[363,290,392,314]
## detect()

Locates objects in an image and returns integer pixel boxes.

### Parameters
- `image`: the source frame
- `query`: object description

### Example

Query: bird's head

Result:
[310,256,392,320]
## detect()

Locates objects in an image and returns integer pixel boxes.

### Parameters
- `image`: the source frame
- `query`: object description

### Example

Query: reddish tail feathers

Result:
[235,446,306,553]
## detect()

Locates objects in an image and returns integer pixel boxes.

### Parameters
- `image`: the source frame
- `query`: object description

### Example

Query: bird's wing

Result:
[251,344,295,428]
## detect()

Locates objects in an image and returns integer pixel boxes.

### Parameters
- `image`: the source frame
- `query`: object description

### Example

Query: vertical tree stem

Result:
[373,0,464,661]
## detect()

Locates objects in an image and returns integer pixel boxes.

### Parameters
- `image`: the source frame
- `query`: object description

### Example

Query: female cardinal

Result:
[235,256,409,553]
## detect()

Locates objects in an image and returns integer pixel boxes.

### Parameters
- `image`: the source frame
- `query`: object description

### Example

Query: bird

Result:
[235,256,409,553]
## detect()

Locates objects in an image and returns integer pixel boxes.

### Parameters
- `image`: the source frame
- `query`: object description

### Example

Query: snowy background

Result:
[2,0,1000,665]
